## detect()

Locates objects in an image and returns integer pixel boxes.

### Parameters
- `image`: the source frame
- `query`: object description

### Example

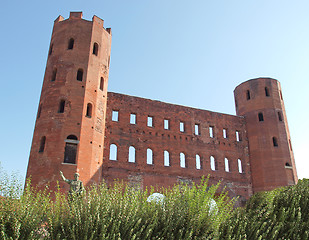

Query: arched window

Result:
[273,137,278,147]
[265,87,270,97]
[147,148,153,165]
[86,103,92,118]
[164,150,170,166]
[68,38,74,50]
[64,135,78,164]
[51,68,57,82]
[39,136,46,152]
[99,77,104,91]
[128,146,135,163]
[246,90,251,100]
[258,112,264,122]
[37,105,42,119]
[49,44,53,55]
[196,154,201,169]
[58,100,65,113]
[180,152,186,168]
[210,156,216,171]
[225,158,230,172]
[77,69,83,81]
[278,111,283,122]
[238,159,243,173]
[109,144,117,161]
[93,42,99,56]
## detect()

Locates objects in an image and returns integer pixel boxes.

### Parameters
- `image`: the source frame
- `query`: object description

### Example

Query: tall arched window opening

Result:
[93,42,99,56]
[128,146,135,163]
[68,38,74,50]
[273,137,278,147]
[86,103,92,118]
[39,136,46,153]
[238,159,243,173]
[147,148,153,165]
[37,105,42,119]
[196,154,201,169]
[258,112,264,122]
[246,90,251,100]
[265,87,270,97]
[278,111,283,121]
[99,77,104,91]
[64,135,78,164]
[77,69,83,81]
[225,158,230,172]
[58,100,65,113]
[51,68,57,82]
[210,156,216,171]
[180,152,186,168]
[109,144,117,161]
[164,150,170,166]
[49,44,53,55]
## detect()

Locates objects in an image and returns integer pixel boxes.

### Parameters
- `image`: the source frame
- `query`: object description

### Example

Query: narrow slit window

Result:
[99,77,104,91]
[86,103,92,118]
[64,135,78,164]
[128,146,135,163]
[164,119,169,130]
[109,144,117,160]
[278,112,283,122]
[164,150,170,166]
[49,44,53,55]
[180,152,186,168]
[92,42,99,56]
[225,158,230,172]
[236,131,241,142]
[147,116,153,127]
[180,122,185,132]
[68,38,74,50]
[280,90,283,100]
[37,105,42,119]
[265,87,270,97]
[223,129,228,138]
[210,156,216,171]
[258,112,264,122]
[273,137,278,147]
[130,114,136,124]
[195,124,200,135]
[39,136,46,153]
[58,100,65,113]
[246,90,251,100]
[209,126,214,138]
[77,69,83,81]
[112,110,119,122]
[289,139,293,151]
[147,148,153,165]
[51,68,57,82]
[238,159,243,173]
[196,154,201,170]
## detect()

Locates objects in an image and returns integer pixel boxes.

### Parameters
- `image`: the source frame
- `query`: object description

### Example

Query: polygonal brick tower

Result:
[26,12,111,191]
[234,78,298,193]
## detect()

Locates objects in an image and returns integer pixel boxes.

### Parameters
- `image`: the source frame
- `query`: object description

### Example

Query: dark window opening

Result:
[68,38,74,50]
[37,105,42,119]
[265,87,270,97]
[51,68,57,82]
[273,137,278,147]
[285,162,291,167]
[246,90,251,100]
[67,135,78,140]
[278,111,283,121]
[99,77,104,91]
[64,135,78,164]
[289,139,293,151]
[58,100,65,113]
[258,112,264,122]
[86,103,92,118]
[77,69,83,81]
[39,136,46,153]
[93,43,99,56]
[49,44,53,55]
[280,90,283,100]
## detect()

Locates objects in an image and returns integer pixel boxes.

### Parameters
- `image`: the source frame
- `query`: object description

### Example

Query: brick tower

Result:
[26,12,112,191]
[234,78,297,193]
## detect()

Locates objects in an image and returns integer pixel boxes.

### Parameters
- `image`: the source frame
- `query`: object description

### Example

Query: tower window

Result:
[236,131,241,142]
[68,38,74,50]
[39,136,46,153]
[238,159,243,173]
[180,152,186,168]
[77,69,83,81]
[278,111,283,122]
[128,146,136,163]
[209,126,214,138]
[223,128,228,138]
[99,77,104,91]
[86,103,92,118]
[225,158,230,172]
[180,122,185,132]
[37,105,42,119]
[210,156,216,171]
[49,44,53,55]
[280,90,283,100]
[51,68,57,82]
[195,124,200,135]
[273,137,278,147]
[164,119,169,130]
[164,150,170,166]
[58,100,65,113]
[147,148,153,165]
[93,42,99,56]
[246,90,251,100]
[196,154,201,170]
[130,114,136,124]
[289,139,293,151]
[109,144,117,161]
[112,110,119,121]
[64,135,78,164]
[147,116,153,127]
[265,87,270,97]
[258,112,264,122]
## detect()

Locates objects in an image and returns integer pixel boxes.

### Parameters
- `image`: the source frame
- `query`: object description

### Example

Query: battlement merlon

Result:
[54,12,112,34]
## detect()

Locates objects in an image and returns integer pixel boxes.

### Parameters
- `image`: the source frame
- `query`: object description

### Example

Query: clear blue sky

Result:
[0,0,308,181]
